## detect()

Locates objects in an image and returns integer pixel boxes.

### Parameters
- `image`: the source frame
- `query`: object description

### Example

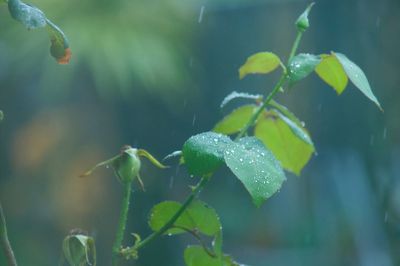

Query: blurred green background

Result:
[1,0,399,265]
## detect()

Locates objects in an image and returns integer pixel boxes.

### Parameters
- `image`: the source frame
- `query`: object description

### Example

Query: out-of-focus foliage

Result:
[0,0,199,107]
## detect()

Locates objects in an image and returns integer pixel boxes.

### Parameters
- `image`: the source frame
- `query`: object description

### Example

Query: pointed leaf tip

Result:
[137,149,169,169]
[333,52,382,111]
[224,137,286,207]
[295,2,315,32]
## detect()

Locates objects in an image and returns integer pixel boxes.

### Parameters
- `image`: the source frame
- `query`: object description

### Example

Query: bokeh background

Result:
[1,0,399,265]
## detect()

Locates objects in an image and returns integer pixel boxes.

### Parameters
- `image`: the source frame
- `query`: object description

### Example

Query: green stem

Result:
[112,184,132,266]
[288,31,303,63]
[135,175,210,250]
[235,73,288,140]
[0,203,18,266]
[235,29,305,140]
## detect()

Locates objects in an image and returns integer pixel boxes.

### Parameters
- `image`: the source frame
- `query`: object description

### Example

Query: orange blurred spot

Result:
[57,48,72,64]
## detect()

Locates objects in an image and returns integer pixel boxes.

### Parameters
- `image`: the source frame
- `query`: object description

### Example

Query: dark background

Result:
[1,0,399,265]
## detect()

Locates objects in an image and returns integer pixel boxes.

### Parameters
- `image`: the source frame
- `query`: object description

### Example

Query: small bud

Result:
[295,2,314,32]
[62,231,96,266]
[80,146,167,188]
[113,146,141,184]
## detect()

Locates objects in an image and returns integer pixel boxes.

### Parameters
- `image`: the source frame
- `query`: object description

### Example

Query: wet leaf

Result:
[220,91,262,109]
[213,105,257,135]
[334,52,382,110]
[224,137,286,207]
[182,132,232,176]
[148,200,221,236]
[254,110,314,175]
[8,0,46,29]
[239,52,281,79]
[288,53,321,84]
[315,54,348,94]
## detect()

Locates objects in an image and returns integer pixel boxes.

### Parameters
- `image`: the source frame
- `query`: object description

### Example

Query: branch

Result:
[0,203,18,266]
[135,175,210,250]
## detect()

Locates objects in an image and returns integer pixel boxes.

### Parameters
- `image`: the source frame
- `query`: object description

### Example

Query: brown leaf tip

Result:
[57,48,72,65]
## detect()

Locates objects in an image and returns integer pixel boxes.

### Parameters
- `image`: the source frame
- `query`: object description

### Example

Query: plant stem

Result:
[112,184,132,266]
[235,30,305,140]
[135,175,210,250]
[288,31,303,63]
[235,73,288,140]
[0,203,17,266]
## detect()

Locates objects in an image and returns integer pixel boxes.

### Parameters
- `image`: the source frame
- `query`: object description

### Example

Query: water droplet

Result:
[383,127,387,139]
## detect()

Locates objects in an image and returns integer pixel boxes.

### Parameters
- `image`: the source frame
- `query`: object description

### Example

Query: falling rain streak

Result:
[198,6,205,23]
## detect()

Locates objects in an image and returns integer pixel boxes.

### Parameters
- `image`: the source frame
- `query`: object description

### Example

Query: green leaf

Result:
[184,246,242,266]
[288,53,321,84]
[184,246,221,266]
[148,200,221,236]
[186,201,221,236]
[239,52,281,79]
[148,201,192,235]
[315,54,348,94]
[333,52,382,110]
[8,0,46,29]
[182,132,232,176]
[213,105,257,135]
[295,2,315,32]
[254,110,314,175]
[224,137,286,207]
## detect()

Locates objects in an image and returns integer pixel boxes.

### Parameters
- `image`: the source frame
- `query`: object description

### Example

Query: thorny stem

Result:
[112,184,132,266]
[0,203,17,266]
[135,175,210,250]
[235,30,305,140]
